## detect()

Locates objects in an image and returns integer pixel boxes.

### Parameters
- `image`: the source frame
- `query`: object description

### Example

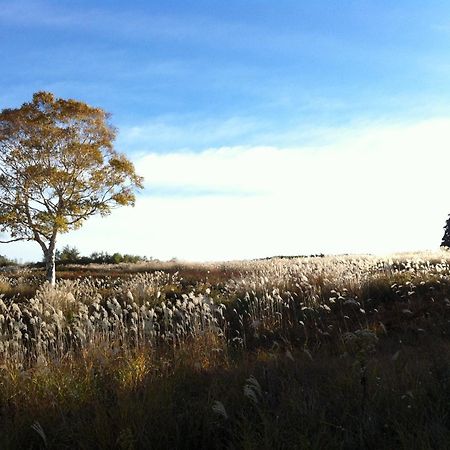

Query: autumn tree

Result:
[0,92,143,284]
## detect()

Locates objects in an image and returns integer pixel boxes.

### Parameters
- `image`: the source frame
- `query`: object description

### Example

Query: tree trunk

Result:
[44,241,57,286]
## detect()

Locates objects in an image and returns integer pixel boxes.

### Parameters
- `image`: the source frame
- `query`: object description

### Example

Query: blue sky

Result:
[1,1,450,261]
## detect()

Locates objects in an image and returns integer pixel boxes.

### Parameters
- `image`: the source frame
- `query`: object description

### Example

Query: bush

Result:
[0,254,17,267]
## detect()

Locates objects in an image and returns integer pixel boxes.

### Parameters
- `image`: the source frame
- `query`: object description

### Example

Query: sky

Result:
[1,0,450,262]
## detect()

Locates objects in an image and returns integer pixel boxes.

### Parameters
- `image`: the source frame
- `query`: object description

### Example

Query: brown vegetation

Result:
[1,251,450,448]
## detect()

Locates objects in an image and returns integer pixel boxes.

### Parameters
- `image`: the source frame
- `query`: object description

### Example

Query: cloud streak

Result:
[0,0,417,63]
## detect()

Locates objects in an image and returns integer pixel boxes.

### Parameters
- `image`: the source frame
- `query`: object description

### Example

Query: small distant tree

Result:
[55,245,80,264]
[0,254,16,267]
[112,252,123,264]
[0,92,143,284]
[89,251,110,264]
[442,215,450,248]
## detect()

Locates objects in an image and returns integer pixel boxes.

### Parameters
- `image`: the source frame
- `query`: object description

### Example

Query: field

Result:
[1,251,450,449]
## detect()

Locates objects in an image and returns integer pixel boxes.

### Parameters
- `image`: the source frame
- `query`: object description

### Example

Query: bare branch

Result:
[0,236,29,243]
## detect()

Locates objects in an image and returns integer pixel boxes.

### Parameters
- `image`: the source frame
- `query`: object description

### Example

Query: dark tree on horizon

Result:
[442,215,450,247]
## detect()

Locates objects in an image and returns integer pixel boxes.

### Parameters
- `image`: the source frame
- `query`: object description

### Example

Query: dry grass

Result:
[1,250,450,448]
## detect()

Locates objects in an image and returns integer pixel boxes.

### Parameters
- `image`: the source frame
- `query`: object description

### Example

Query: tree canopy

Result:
[0,91,143,283]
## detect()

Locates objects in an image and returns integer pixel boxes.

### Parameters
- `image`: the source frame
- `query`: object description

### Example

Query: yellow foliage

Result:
[0,91,143,277]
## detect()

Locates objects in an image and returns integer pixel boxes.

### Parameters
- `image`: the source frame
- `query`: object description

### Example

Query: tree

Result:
[0,254,16,267]
[55,245,80,264]
[442,215,450,248]
[0,92,143,284]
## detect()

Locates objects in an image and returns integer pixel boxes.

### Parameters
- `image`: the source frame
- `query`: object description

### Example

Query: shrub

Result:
[0,254,16,267]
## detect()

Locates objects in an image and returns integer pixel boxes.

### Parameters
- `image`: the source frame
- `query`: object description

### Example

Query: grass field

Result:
[1,251,450,449]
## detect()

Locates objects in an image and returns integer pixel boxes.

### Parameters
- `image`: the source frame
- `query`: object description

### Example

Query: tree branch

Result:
[0,236,28,243]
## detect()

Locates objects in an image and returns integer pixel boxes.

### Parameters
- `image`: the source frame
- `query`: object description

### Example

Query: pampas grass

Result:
[1,250,450,448]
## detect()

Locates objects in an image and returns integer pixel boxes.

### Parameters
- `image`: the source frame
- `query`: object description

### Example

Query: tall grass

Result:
[1,251,450,448]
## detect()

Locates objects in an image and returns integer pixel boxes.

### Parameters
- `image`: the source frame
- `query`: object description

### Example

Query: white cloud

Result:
[2,118,449,262]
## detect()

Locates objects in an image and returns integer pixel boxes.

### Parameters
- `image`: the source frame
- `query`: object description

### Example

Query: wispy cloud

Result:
[142,185,257,198]
[118,116,265,153]
[0,0,388,60]
[0,1,284,45]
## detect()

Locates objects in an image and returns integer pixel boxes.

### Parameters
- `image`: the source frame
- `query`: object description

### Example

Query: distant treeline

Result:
[258,254,326,261]
[52,246,148,265]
